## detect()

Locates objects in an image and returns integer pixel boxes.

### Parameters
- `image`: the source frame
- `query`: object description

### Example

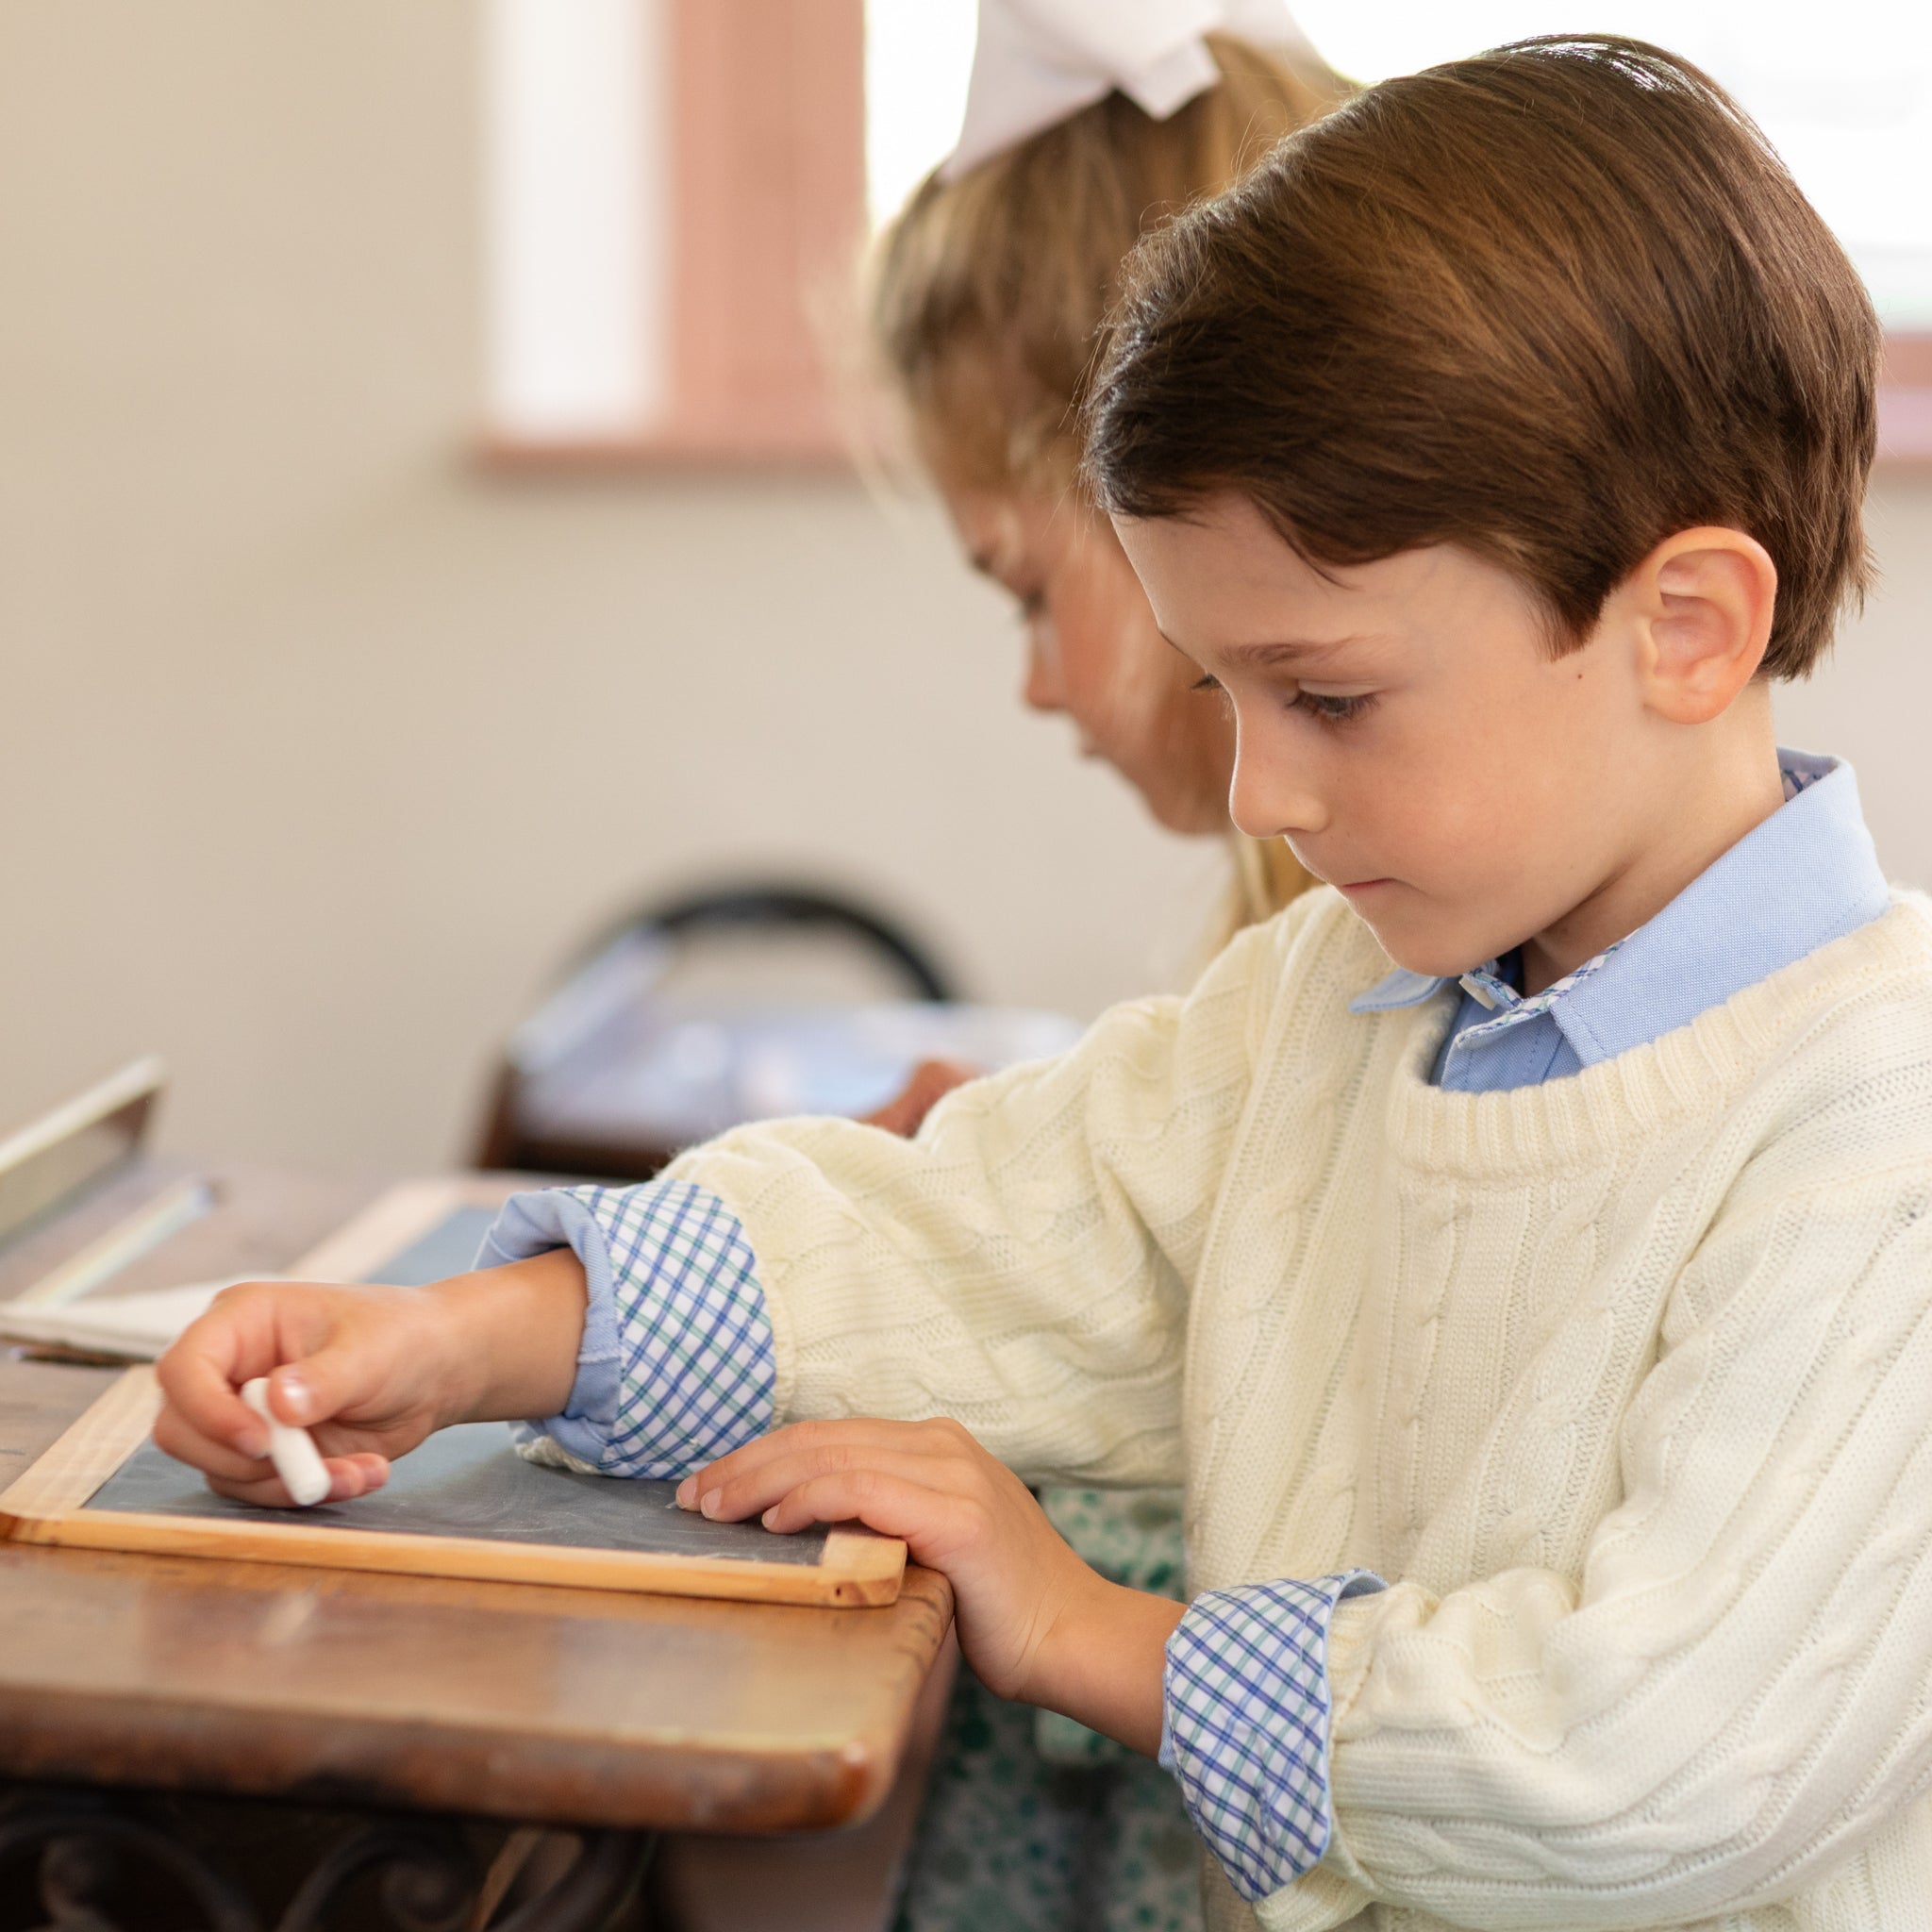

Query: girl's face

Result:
[941,483,1235,836]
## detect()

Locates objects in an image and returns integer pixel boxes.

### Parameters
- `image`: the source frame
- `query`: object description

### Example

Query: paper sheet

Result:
[0,1279,281,1360]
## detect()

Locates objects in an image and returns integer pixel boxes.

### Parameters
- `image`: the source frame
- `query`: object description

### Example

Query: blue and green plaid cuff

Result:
[483,1179,775,1478]
[1160,1570,1385,1904]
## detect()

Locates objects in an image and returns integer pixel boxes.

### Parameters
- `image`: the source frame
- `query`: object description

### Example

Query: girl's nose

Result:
[1023,642,1064,714]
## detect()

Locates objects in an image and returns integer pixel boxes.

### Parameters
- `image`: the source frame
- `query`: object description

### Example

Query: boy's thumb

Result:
[268,1351,363,1428]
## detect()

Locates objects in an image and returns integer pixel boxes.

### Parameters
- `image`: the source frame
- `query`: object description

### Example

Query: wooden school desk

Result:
[0,1101,953,1930]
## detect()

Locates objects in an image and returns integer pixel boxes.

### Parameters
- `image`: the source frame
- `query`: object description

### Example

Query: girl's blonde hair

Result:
[868,35,1349,933]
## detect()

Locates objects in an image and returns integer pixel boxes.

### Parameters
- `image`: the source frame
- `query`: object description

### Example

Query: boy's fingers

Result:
[157,1331,269,1457]
[152,1405,275,1483]
[158,1281,405,1435]
[760,1470,959,1550]
[204,1470,303,1507]
[684,1446,852,1520]
[263,1334,388,1430]
[320,1453,391,1501]
[679,1417,972,1506]
[681,1425,969,1519]
[203,1451,389,1510]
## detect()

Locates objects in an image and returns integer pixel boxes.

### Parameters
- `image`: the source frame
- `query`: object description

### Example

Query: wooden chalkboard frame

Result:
[0,1180,906,1608]
[0,1369,905,1606]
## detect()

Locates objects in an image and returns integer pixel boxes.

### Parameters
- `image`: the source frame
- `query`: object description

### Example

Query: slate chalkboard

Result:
[369,1203,503,1288]
[85,1423,831,1564]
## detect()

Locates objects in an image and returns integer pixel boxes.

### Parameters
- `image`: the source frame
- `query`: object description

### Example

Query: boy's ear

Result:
[1624,526,1778,724]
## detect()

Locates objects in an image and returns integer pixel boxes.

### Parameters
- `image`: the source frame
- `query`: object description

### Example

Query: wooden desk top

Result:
[0,1162,952,1833]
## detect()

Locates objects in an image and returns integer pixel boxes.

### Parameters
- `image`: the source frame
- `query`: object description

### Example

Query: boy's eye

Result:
[1190,674,1221,692]
[1294,690,1376,725]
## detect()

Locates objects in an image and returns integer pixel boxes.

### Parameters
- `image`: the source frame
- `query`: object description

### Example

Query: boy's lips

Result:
[1337,878,1394,895]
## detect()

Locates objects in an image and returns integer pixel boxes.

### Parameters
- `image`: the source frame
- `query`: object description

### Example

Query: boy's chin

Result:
[1346,899,1497,980]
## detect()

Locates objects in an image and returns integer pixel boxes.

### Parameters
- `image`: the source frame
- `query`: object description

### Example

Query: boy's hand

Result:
[676,1417,1184,1753]
[153,1250,588,1507]
[156,1280,465,1507]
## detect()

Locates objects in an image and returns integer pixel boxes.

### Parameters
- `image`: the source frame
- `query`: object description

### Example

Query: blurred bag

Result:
[475,884,1081,1178]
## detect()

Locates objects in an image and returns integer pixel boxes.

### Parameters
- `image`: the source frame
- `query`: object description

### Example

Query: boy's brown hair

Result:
[1082,36,1878,678]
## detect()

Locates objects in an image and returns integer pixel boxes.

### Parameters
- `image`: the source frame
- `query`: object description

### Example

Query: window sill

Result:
[474,423,854,476]
[477,338,1932,475]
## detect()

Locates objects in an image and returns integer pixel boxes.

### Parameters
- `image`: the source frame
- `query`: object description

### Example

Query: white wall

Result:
[0,0,1217,1171]
[2,2,1927,1173]
[1775,478,1932,866]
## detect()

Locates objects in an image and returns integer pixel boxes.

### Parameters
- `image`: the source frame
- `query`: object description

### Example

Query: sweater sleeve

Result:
[1282,1163,1932,1931]
[650,909,1291,1490]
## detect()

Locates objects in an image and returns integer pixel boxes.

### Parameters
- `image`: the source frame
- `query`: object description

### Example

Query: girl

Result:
[855,12,1344,1928]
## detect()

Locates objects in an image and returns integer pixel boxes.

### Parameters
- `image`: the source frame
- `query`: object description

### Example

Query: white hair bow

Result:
[942,0,1317,179]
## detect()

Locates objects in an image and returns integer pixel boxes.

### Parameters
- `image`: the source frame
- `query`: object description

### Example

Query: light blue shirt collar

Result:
[1348,750,1890,1073]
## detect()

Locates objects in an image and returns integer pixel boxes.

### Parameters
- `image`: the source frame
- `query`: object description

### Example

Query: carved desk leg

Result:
[0,1788,655,1932]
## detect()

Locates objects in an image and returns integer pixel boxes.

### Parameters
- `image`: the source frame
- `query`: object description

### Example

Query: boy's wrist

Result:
[423,1248,589,1426]
[1023,1565,1186,1758]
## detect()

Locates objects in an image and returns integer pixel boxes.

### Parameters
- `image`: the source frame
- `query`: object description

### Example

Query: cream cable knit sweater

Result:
[664,887,1932,1932]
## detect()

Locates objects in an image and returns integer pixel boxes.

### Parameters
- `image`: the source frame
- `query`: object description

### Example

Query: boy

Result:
[158,37,1932,1931]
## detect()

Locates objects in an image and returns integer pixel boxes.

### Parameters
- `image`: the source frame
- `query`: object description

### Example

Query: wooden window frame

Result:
[482,0,863,473]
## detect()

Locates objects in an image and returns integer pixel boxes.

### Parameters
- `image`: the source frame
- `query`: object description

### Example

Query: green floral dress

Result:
[893,1489,1201,1932]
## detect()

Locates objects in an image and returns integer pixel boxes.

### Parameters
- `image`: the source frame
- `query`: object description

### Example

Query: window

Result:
[865,0,977,228]
[485,0,1931,463]
[485,0,662,444]
[1295,0,1932,458]
[483,0,866,463]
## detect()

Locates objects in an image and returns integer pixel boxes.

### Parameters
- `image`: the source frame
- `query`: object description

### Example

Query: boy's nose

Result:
[1229,739,1325,841]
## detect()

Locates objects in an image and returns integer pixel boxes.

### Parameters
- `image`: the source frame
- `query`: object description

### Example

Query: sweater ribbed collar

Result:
[1371,894,1930,1179]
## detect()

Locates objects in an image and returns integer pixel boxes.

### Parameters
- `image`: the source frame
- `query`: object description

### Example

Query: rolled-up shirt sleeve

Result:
[1160,1570,1386,1903]
[479,1178,775,1477]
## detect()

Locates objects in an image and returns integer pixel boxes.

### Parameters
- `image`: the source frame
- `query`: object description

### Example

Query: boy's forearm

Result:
[425,1248,589,1425]
[1027,1572,1187,1758]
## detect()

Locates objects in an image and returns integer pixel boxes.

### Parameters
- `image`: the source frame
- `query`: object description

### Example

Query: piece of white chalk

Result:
[240,1376,332,1507]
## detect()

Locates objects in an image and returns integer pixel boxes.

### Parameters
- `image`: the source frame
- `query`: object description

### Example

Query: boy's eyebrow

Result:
[1158,632,1367,669]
